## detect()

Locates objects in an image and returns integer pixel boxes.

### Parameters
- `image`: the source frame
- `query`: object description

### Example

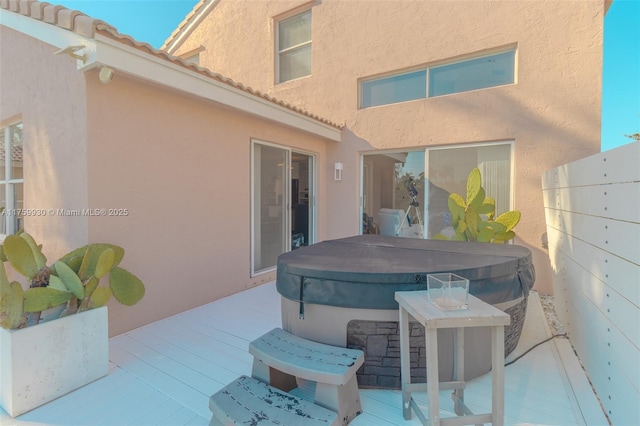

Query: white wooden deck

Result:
[1,282,609,426]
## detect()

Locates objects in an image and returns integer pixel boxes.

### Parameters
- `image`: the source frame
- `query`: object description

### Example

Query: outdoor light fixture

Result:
[334,162,343,181]
[99,66,115,84]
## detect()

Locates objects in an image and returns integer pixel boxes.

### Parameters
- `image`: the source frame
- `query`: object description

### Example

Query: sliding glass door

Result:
[361,142,513,239]
[251,141,315,275]
[426,144,512,238]
[291,152,314,250]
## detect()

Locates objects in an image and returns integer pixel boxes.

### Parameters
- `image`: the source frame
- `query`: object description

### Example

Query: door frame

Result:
[250,139,317,277]
[359,141,514,239]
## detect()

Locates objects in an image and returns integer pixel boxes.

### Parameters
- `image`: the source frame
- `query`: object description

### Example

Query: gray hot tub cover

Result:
[276,235,535,309]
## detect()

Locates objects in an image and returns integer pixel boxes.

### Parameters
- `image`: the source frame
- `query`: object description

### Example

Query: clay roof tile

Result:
[0,0,343,130]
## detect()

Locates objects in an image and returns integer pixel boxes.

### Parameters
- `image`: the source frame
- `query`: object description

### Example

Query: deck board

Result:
[125,398,190,426]
[126,325,249,379]
[16,367,138,423]
[110,334,226,394]
[141,320,254,368]
[1,282,606,425]
[109,341,211,419]
[163,314,254,351]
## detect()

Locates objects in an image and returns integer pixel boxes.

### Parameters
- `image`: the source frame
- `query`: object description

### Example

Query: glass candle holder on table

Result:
[427,273,470,310]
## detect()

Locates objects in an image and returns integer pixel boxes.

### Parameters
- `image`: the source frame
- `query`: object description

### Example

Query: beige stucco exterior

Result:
[0,9,335,335]
[84,71,330,335]
[169,0,607,294]
[0,0,609,334]
[0,25,89,256]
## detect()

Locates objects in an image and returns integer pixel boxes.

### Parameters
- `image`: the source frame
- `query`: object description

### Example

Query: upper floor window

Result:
[0,121,24,235]
[277,10,312,83]
[361,70,427,109]
[429,50,515,97]
[360,48,516,108]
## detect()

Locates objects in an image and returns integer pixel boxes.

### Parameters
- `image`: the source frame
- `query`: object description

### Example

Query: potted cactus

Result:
[0,232,145,417]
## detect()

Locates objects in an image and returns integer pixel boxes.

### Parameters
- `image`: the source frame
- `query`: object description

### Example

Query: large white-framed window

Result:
[359,48,516,108]
[360,142,514,239]
[251,140,316,276]
[276,9,312,83]
[0,121,24,236]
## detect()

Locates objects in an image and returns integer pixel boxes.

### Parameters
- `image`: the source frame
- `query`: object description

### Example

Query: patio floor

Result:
[1,282,608,425]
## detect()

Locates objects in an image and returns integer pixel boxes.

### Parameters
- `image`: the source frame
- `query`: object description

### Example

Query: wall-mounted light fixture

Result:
[99,66,115,84]
[334,162,343,181]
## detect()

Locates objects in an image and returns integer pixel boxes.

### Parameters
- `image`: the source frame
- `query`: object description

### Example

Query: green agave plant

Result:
[0,232,145,330]
[434,168,521,243]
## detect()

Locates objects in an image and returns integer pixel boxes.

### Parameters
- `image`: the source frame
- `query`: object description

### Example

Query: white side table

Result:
[395,291,511,426]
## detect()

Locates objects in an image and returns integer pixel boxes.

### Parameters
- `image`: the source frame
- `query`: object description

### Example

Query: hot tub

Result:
[277,235,535,388]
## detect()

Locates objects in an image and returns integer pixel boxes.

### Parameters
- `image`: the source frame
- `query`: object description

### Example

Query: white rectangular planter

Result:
[0,307,109,417]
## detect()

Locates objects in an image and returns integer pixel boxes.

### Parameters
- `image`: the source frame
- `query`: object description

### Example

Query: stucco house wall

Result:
[84,70,329,335]
[0,25,89,257]
[169,0,607,293]
[0,3,336,335]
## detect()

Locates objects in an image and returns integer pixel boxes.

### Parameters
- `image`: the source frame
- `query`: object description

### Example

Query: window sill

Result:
[275,74,312,87]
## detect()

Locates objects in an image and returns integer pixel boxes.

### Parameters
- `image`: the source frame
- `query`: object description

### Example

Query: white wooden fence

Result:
[542,142,639,425]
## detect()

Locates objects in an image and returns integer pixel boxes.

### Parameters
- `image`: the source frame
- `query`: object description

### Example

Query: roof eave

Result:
[0,7,341,142]
[0,6,95,54]
[162,0,220,54]
[91,34,342,141]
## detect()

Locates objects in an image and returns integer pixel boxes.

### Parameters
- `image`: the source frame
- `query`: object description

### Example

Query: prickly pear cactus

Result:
[0,278,26,329]
[0,232,145,329]
[435,168,521,243]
